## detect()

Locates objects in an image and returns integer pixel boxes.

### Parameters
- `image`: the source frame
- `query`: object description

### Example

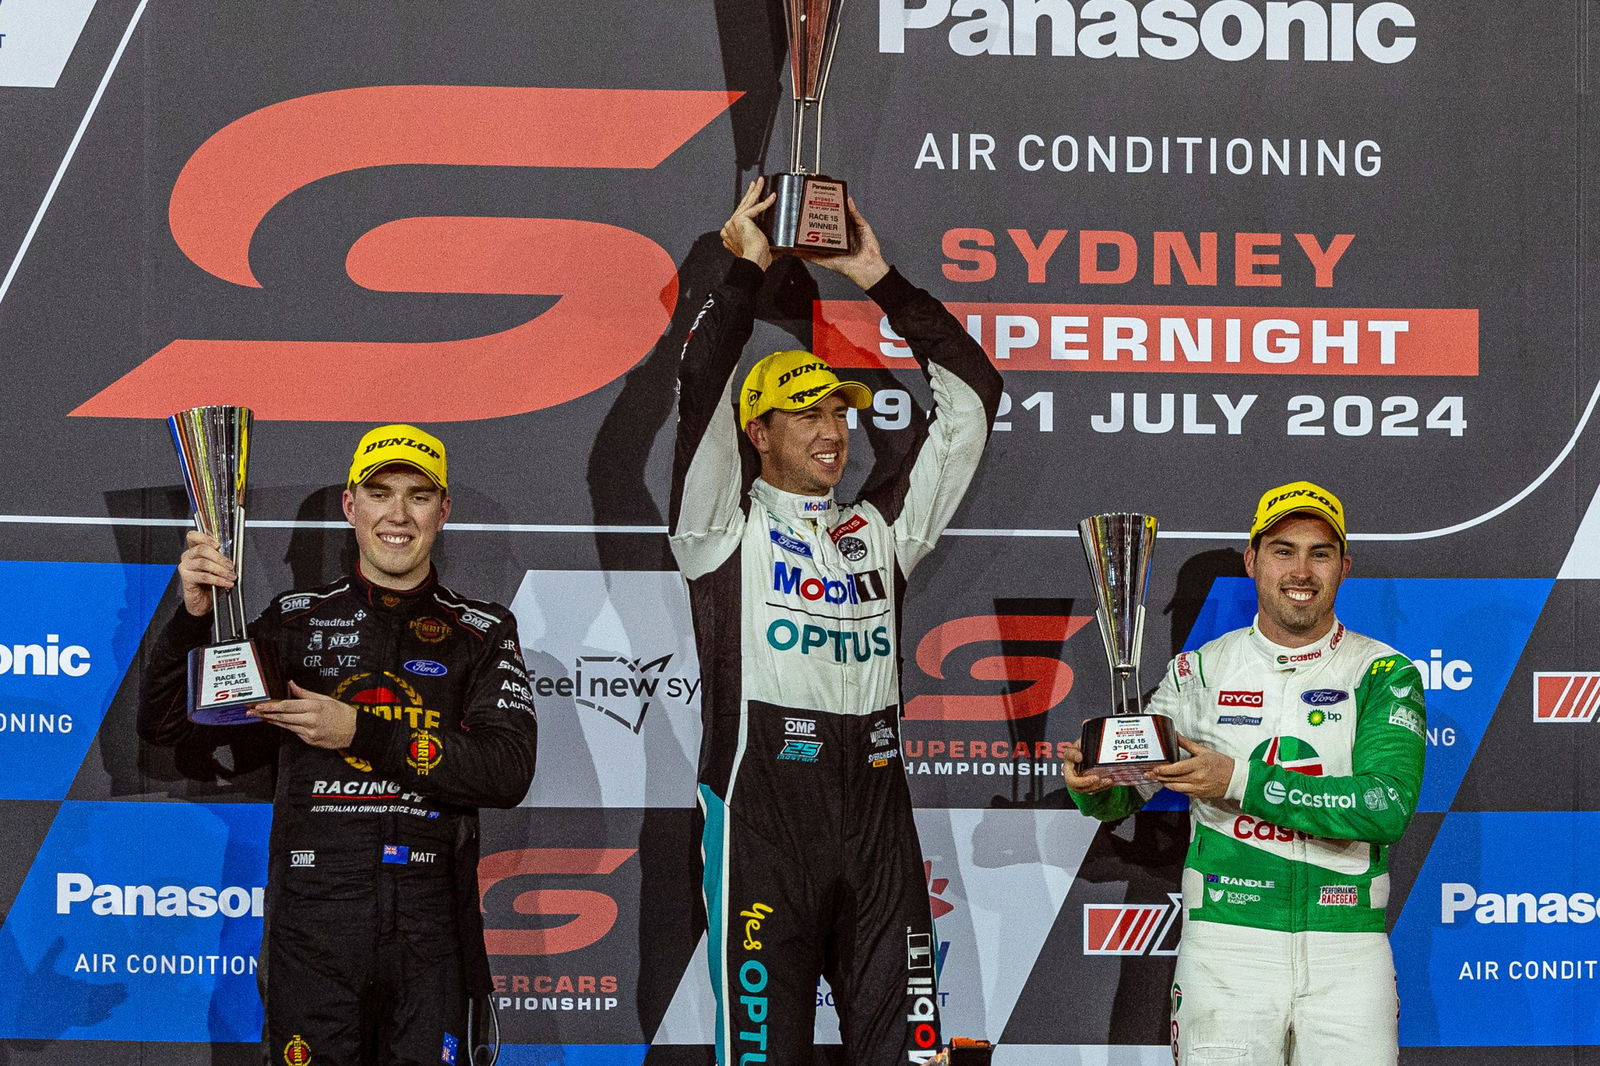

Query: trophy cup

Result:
[762,0,852,253]
[1077,513,1179,784]
[169,406,278,725]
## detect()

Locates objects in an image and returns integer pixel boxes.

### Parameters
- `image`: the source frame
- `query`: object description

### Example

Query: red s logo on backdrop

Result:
[73,86,737,421]
[478,847,637,956]
[905,614,1093,721]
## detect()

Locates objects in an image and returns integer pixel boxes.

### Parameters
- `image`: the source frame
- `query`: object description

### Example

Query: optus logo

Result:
[74,86,737,421]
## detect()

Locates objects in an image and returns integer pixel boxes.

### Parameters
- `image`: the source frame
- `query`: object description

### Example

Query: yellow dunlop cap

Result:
[1250,480,1346,547]
[738,350,872,428]
[347,424,447,491]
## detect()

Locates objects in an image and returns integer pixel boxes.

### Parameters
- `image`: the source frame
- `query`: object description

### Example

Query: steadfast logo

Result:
[880,0,1417,63]
[56,874,265,917]
[1440,883,1599,924]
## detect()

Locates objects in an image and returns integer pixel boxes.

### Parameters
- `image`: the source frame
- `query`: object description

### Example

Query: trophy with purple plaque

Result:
[169,405,278,724]
[762,0,853,253]
[1077,513,1179,783]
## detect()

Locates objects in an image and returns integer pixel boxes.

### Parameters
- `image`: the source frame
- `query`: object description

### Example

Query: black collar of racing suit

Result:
[352,560,439,607]
[749,478,836,527]
[1248,614,1347,672]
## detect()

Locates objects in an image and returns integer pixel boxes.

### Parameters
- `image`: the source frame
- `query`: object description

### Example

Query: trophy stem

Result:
[789,97,805,173]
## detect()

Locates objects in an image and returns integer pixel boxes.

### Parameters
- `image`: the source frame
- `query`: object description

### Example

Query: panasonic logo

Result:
[1441,883,1598,925]
[880,0,1417,64]
[0,635,90,677]
[56,873,265,918]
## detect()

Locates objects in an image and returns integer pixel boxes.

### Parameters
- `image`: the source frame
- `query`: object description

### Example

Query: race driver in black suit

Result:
[141,424,537,1066]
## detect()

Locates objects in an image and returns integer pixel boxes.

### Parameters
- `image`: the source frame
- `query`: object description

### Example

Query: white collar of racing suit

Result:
[1248,615,1347,673]
[750,478,836,526]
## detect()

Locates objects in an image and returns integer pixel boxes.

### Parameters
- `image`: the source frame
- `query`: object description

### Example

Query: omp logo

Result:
[1083,892,1182,956]
[478,848,636,955]
[879,0,1417,63]
[72,87,738,421]
[1440,883,1600,925]
[0,635,90,676]
[906,614,1094,720]
[56,873,265,917]
[1532,672,1600,723]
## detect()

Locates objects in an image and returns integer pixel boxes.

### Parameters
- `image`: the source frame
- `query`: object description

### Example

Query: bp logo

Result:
[1250,736,1324,776]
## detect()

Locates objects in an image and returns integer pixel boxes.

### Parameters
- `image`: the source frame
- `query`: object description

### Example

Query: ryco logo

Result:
[1217,690,1262,707]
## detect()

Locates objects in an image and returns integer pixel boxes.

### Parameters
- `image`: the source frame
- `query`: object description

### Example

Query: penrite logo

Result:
[906,614,1093,720]
[1082,892,1183,956]
[1532,672,1600,723]
[72,86,738,421]
[479,848,636,955]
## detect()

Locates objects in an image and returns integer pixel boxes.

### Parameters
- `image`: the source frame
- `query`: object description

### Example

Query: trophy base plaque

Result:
[187,640,277,725]
[763,171,852,253]
[1081,712,1179,785]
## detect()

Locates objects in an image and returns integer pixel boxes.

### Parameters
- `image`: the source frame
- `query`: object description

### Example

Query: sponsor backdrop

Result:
[0,1,1596,1062]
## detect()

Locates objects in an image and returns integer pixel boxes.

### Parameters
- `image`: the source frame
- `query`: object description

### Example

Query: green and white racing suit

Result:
[1072,617,1426,1065]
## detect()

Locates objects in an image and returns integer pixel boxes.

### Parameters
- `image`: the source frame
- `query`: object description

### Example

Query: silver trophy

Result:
[761,0,852,253]
[169,406,278,725]
[1077,513,1178,783]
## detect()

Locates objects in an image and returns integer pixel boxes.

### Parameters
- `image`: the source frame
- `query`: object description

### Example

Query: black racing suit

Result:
[669,258,1002,1065]
[141,566,537,1066]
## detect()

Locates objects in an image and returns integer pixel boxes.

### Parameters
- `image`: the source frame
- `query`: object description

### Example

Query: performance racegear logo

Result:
[1532,672,1600,723]
[73,86,736,421]
[1082,893,1182,955]
[879,0,1418,64]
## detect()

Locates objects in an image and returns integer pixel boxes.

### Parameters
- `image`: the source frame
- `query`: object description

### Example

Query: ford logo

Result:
[404,659,448,677]
[1301,689,1347,707]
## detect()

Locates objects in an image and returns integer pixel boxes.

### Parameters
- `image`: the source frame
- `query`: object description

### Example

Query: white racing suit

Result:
[1073,618,1427,1065]
[668,257,1002,1065]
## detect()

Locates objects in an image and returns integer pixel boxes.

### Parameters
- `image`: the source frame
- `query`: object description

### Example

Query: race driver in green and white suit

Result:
[1064,480,1426,1066]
